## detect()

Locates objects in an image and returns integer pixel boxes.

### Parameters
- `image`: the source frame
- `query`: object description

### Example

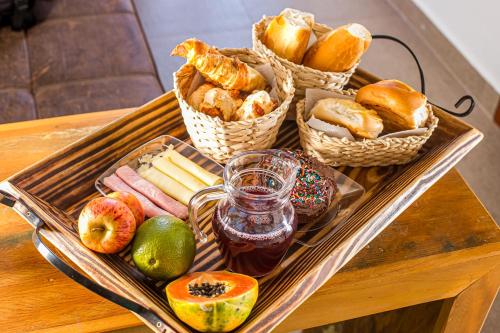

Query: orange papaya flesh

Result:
[166,271,258,332]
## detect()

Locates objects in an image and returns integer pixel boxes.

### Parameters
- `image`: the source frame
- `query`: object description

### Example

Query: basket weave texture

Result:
[253,16,358,96]
[296,90,439,167]
[173,48,294,164]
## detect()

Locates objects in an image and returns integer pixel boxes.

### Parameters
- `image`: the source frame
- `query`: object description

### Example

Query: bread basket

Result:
[296,89,439,167]
[173,48,294,164]
[253,16,358,97]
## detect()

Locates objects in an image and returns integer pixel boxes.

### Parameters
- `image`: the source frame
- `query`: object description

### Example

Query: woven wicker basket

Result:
[173,48,294,164]
[296,90,439,167]
[253,16,358,97]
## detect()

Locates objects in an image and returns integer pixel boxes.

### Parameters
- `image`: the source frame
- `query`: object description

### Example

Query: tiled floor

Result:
[0,1,163,122]
[130,0,499,332]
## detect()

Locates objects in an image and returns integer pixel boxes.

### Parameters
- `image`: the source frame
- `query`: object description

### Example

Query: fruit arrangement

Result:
[78,145,259,332]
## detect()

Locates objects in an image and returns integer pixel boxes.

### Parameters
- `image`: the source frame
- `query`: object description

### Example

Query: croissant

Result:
[188,83,215,110]
[171,39,267,92]
[233,91,276,121]
[200,87,243,121]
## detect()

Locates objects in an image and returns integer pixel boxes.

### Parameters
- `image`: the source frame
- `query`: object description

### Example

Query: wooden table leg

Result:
[434,265,500,333]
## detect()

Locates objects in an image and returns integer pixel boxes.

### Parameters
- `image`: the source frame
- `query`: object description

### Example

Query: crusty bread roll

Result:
[355,79,428,130]
[262,8,314,64]
[171,39,267,92]
[233,90,276,121]
[310,98,383,139]
[188,83,215,110]
[199,88,243,121]
[303,23,371,72]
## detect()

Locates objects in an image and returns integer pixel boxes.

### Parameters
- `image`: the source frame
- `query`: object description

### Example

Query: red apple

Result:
[107,191,145,226]
[78,197,136,254]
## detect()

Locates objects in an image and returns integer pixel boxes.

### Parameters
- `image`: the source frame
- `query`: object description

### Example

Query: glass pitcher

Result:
[189,150,300,277]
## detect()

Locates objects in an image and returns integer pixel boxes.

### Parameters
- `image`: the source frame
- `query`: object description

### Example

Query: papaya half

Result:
[166,271,258,332]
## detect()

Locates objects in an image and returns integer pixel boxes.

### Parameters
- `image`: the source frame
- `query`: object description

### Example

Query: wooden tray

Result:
[0,69,482,333]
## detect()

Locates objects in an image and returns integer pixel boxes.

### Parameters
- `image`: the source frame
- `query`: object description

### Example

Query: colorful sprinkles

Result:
[286,150,336,215]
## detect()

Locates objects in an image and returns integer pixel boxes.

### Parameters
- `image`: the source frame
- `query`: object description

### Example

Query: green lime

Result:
[131,216,196,280]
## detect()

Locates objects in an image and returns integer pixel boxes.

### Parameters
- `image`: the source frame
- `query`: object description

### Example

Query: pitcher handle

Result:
[188,184,226,243]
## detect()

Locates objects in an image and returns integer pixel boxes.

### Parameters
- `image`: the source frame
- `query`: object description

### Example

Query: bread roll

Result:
[199,87,243,121]
[188,83,215,110]
[355,79,428,130]
[303,23,371,72]
[262,8,314,64]
[233,90,276,120]
[171,39,266,92]
[311,98,383,139]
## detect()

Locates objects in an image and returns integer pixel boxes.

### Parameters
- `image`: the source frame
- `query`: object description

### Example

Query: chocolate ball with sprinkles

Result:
[286,150,338,223]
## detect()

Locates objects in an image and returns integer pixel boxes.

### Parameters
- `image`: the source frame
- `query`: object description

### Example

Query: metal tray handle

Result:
[0,190,171,333]
[373,34,475,117]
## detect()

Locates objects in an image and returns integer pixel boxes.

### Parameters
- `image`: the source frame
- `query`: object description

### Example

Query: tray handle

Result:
[372,34,475,117]
[0,190,171,333]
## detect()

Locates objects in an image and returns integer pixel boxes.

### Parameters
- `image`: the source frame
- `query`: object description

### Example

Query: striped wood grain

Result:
[5,70,483,333]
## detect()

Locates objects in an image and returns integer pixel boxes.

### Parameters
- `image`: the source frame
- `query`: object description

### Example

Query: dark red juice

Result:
[212,186,297,277]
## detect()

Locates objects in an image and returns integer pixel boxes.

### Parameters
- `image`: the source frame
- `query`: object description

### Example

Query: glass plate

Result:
[95,135,224,195]
[95,135,364,248]
[294,168,365,247]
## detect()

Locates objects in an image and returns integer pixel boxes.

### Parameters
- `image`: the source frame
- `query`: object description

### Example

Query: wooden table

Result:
[1,110,499,333]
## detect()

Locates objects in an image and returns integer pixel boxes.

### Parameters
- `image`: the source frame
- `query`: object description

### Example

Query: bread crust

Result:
[233,91,276,121]
[199,87,243,121]
[355,80,428,130]
[311,98,383,139]
[262,9,314,64]
[188,83,215,110]
[303,23,371,72]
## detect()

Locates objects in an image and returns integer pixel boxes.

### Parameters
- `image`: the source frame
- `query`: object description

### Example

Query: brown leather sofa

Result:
[0,0,163,123]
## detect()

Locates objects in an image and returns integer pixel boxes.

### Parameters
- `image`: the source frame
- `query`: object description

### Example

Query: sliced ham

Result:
[103,174,171,218]
[115,165,188,219]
